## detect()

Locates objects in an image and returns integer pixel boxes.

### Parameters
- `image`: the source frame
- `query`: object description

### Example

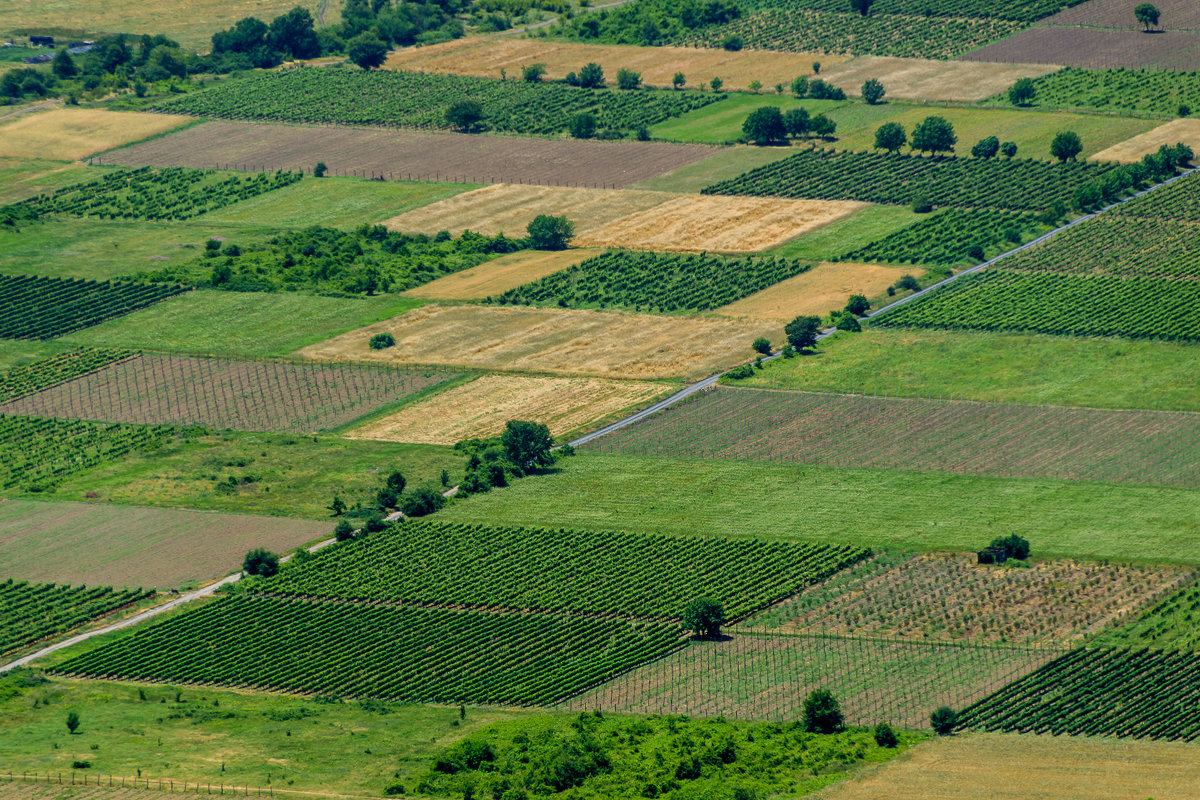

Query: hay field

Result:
[297,304,777,380]
[0,108,191,161]
[821,56,1059,102]
[404,249,603,299]
[717,262,923,321]
[386,37,847,92]
[348,374,669,444]
[819,734,1200,800]
[1092,118,1200,163]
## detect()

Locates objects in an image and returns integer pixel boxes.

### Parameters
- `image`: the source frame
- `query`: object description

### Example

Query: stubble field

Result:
[716,261,921,320]
[0,109,192,161]
[1091,118,1200,163]
[403,249,603,300]
[821,56,1059,101]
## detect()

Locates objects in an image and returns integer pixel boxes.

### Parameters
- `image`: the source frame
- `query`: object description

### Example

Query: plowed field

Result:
[959,27,1200,70]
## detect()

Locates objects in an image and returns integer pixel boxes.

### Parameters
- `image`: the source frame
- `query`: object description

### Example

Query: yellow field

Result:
[348,374,669,444]
[297,304,777,380]
[717,262,923,321]
[0,108,192,160]
[404,248,603,300]
[386,37,848,92]
[818,733,1200,800]
[1092,117,1200,163]
[822,56,1059,102]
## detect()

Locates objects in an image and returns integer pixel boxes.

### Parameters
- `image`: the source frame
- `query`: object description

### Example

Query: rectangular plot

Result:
[0,274,187,340]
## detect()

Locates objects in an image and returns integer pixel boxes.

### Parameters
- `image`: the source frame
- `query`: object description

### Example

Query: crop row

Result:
[1098,579,1200,652]
[872,269,1200,341]
[839,208,1046,266]
[998,216,1200,280]
[1,579,153,657]
[486,251,812,313]
[957,647,1200,740]
[243,519,868,621]
[743,0,1084,23]
[52,595,685,706]
[1009,67,1200,116]
[0,274,186,340]
[0,414,172,491]
[155,68,723,136]
[702,149,1116,211]
[1113,171,1200,222]
[0,348,133,403]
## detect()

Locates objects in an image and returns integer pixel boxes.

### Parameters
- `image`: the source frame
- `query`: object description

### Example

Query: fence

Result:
[1,771,272,796]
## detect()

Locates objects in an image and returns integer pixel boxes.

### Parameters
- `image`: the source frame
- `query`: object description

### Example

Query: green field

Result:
[630,145,798,193]
[1096,579,1200,652]
[0,339,72,371]
[439,454,1200,564]
[0,157,90,205]
[767,204,922,260]
[650,94,844,144]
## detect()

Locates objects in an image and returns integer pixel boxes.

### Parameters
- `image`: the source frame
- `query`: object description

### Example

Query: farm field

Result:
[960,27,1200,70]
[296,304,778,381]
[0,499,332,589]
[767,204,922,260]
[716,261,920,321]
[0,109,192,161]
[0,275,186,340]
[1112,169,1200,220]
[0,415,171,492]
[403,249,602,300]
[0,579,153,658]
[101,120,716,189]
[649,93,845,144]
[1098,578,1200,651]
[0,157,89,205]
[0,341,76,374]
[346,374,670,445]
[1040,0,1200,29]
[838,208,1049,267]
[630,145,800,193]
[820,57,1059,102]
[1010,66,1200,115]
[0,348,130,404]
[997,215,1200,279]
[1092,118,1200,163]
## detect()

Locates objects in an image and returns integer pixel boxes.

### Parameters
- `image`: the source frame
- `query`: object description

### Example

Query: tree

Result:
[874,121,906,152]
[268,6,321,59]
[369,332,395,349]
[784,107,811,138]
[803,690,844,733]
[809,114,836,138]
[502,420,555,468]
[243,548,279,577]
[334,519,355,542]
[401,486,446,517]
[672,71,685,89]
[752,337,772,354]
[742,106,788,145]
[1050,130,1083,162]
[347,31,388,69]
[386,470,406,495]
[578,61,604,88]
[845,294,870,315]
[785,315,821,351]
[749,79,762,93]
[1135,2,1160,30]
[328,495,346,516]
[861,77,885,104]
[446,99,484,133]
[1000,140,1018,158]
[835,313,861,332]
[721,34,742,51]
[616,68,642,90]
[52,48,76,79]
[1008,77,1036,106]
[568,111,596,138]
[850,0,874,15]
[683,597,724,638]
[522,63,546,82]
[527,214,574,250]
[313,161,327,177]
[874,723,899,748]
[910,116,957,154]
[790,75,808,97]
[66,712,81,734]
[971,135,1000,158]
[710,76,724,92]
[991,534,1031,560]
[930,706,957,735]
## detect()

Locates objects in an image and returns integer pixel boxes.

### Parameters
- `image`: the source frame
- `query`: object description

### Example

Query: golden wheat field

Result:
[717,262,924,320]
[821,56,1059,102]
[0,108,192,161]
[403,249,604,300]
[1091,118,1200,163]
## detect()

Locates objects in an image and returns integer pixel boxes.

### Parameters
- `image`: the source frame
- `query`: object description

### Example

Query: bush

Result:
[835,313,861,332]
[527,215,574,250]
[845,294,870,315]
[1050,130,1083,162]
[243,548,279,577]
[347,32,389,70]
[911,196,933,213]
[874,121,906,153]
[990,534,1031,560]
[683,597,724,637]
[966,243,986,261]
[502,420,555,468]
[910,116,956,154]
[445,98,484,132]
[1000,141,1018,158]
[710,76,723,92]
[334,519,355,542]
[369,332,395,350]
[895,274,921,292]
[742,106,787,145]
[1008,77,1036,106]
[1180,104,1192,117]
[785,315,821,351]
[402,486,446,517]
[971,135,1000,159]
[930,706,957,735]
[568,111,596,139]
[751,337,772,354]
[781,344,796,358]
[314,161,327,177]
[66,711,81,734]
[721,34,742,50]
[522,63,546,82]
[616,68,641,90]
[364,514,387,533]
[861,78,885,105]
[873,723,898,748]
[803,689,844,733]
[725,363,754,379]
[578,62,604,88]
[72,760,91,769]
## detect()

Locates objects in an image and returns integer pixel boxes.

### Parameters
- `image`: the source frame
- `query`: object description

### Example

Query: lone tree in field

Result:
[66,712,81,735]
[845,294,870,315]
[785,315,822,351]
[1050,130,1083,162]
[803,689,844,733]
[578,61,605,88]
[502,420,555,468]
[861,77,885,104]
[743,106,788,145]
[1000,140,1018,158]
[446,99,484,133]
[522,63,546,82]
[911,116,957,154]
[930,706,958,735]
[1008,77,1037,106]
[683,597,724,638]
[347,31,389,69]
[616,68,642,90]
[313,161,327,177]
[710,76,724,92]
[1135,2,1160,30]
[874,121,906,152]
[672,71,686,89]
[527,214,574,250]
[971,135,1000,158]
[369,332,395,349]
[243,548,279,577]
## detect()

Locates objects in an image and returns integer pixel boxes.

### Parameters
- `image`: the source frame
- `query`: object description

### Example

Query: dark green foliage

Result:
[785,315,822,351]
[400,486,446,517]
[930,706,957,735]
[243,548,280,577]
[1008,77,1036,106]
[874,723,898,748]
[784,107,811,137]
[990,534,1030,560]
[752,337,772,354]
[874,121,906,152]
[523,63,546,82]
[502,420,554,469]
[364,515,388,533]
[835,312,861,332]
[346,31,389,69]
[66,712,81,734]
[0,415,171,491]
[844,294,870,315]
[683,597,724,637]
[803,689,844,733]
[861,77,885,103]
[568,111,597,138]
[910,115,957,154]
[971,135,1000,159]
[1001,141,1018,158]
[578,62,605,88]
[1134,2,1160,30]
[743,106,788,145]
[334,519,356,542]
[616,68,642,90]
[1050,130,1083,162]
[527,215,575,250]
[840,209,1044,266]
[722,33,744,50]
[0,349,132,403]
[370,333,396,350]
[0,579,153,658]
[1001,67,1200,116]
[0,274,185,339]
[445,98,485,132]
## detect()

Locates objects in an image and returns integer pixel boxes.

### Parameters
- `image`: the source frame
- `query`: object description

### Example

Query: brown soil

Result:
[0,109,191,160]
[403,249,604,300]
[1092,118,1200,163]
[716,262,921,320]
[1040,0,1200,30]
[958,27,1200,70]
[822,56,1059,102]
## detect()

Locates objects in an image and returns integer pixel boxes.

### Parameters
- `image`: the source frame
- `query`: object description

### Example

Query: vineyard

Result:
[0,354,459,433]
[956,647,1200,740]
[996,215,1200,280]
[1,579,153,657]
[485,250,814,313]
[0,348,132,403]
[873,269,1200,341]
[243,519,868,620]
[1006,67,1200,115]
[586,387,1200,487]
[12,167,301,221]
[52,595,685,706]
[838,208,1047,266]
[154,69,724,137]
[0,414,171,491]
[1097,579,1200,651]
[743,0,1085,22]
[0,275,187,340]
[1112,171,1200,221]
[702,149,1117,211]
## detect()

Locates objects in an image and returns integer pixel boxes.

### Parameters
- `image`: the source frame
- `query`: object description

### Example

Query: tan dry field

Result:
[0,108,191,161]
[1092,118,1200,163]
[404,248,603,299]
[296,304,777,380]
[386,37,848,92]
[717,262,923,321]
[821,56,1059,102]
[817,733,1200,800]
[348,374,669,444]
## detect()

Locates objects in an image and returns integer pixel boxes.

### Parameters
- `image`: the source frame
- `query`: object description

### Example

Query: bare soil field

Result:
[296,304,777,380]
[0,498,329,589]
[959,27,1200,70]
[1092,118,1200,163]
[386,38,847,92]
[1040,0,1200,30]
[0,109,192,161]
[822,56,1059,102]
[102,120,716,188]
[819,733,1200,800]
[717,262,921,320]
[403,249,603,299]
[348,374,670,444]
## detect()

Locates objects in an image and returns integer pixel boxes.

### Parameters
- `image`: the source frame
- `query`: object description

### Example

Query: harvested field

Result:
[296,304,777,380]
[101,120,716,189]
[1092,118,1200,163]
[748,552,1192,647]
[0,109,191,161]
[348,374,669,445]
[0,498,330,589]
[1041,0,1200,30]
[562,632,1053,728]
[386,38,847,92]
[959,27,1200,70]
[585,386,1200,487]
[821,734,1200,800]
[0,353,458,433]
[822,56,1059,101]
[716,262,921,321]
[404,249,602,299]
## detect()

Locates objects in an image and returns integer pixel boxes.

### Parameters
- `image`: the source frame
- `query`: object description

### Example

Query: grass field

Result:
[650,94,845,144]
[631,145,800,193]
[1096,577,1200,651]
[717,261,921,320]
[0,340,73,372]
[766,205,922,260]
[821,57,1059,102]
[1091,117,1200,163]
[0,499,330,589]
[0,109,191,161]
[0,157,89,205]
[733,328,1200,411]
[437,454,1200,564]
[403,248,603,300]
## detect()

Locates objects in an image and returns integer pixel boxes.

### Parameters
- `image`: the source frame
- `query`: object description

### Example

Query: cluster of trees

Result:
[742,106,837,145]
[455,420,562,497]
[1072,142,1192,210]
[554,0,740,46]
[791,74,847,100]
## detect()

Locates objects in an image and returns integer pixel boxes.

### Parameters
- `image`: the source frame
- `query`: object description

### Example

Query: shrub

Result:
[313,161,327,177]
[752,337,772,354]
[710,76,723,92]
[527,215,574,250]
[445,99,484,132]
[990,534,1031,560]
[803,689,844,733]
[1180,104,1192,117]
[785,107,811,138]
[721,34,742,50]
[66,711,81,734]
[243,548,279,577]
[72,760,91,769]
[364,514,387,533]
[971,135,1000,159]
[930,706,957,735]
[836,313,861,332]
[874,121,906,153]
[683,597,724,637]
[568,111,596,139]
[616,68,642,90]
[874,723,898,748]
[1050,130,1083,162]
[861,78,885,105]
[785,315,821,351]
[369,332,395,350]
[910,116,956,154]
[966,244,986,261]
[578,62,604,88]
[1000,141,1018,158]
[347,31,389,70]
[401,486,446,517]
[522,63,546,82]
[845,294,870,315]
[334,519,355,542]
[1008,77,1036,106]
[790,75,808,97]
[502,419,555,468]
[725,363,754,379]
[911,195,933,213]
[781,344,796,358]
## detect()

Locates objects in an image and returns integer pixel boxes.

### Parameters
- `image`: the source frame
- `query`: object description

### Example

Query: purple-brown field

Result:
[960,27,1200,70]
